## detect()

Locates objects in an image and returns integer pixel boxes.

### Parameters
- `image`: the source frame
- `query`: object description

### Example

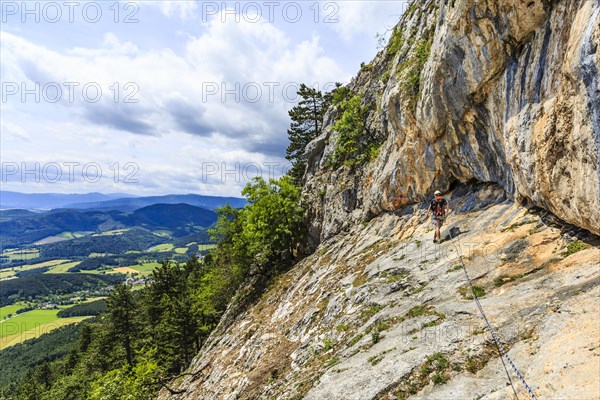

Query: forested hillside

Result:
[0,204,218,249]
[0,273,123,307]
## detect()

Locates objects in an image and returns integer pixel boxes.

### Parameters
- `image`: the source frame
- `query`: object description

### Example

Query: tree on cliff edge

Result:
[286,83,338,184]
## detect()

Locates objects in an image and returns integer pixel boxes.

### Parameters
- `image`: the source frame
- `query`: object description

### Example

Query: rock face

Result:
[158,0,600,399]
[304,0,600,245]
[159,184,599,399]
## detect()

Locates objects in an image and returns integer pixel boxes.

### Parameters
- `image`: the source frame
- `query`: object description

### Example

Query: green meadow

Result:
[0,309,89,350]
[147,243,174,252]
[2,249,40,261]
[0,303,28,320]
[0,259,72,279]
[45,261,82,274]
[130,262,162,272]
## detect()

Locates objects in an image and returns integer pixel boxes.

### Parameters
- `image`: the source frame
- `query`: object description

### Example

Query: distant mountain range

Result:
[123,203,218,230]
[0,191,246,211]
[63,194,247,212]
[0,191,134,210]
[0,203,220,248]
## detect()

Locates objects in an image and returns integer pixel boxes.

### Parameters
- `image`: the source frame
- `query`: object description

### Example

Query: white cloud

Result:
[328,0,409,41]
[0,120,30,141]
[0,13,345,195]
[156,0,198,20]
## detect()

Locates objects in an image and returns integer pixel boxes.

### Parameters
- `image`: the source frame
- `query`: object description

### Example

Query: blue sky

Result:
[1,0,410,196]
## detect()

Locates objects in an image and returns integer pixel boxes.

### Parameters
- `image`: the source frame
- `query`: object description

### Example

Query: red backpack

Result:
[431,198,447,217]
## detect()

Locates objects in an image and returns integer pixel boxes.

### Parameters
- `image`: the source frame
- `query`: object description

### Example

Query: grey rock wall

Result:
[304,0,600,245]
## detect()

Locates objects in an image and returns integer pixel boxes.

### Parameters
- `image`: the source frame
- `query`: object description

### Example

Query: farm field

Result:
[0,310,62,339]
[34,231,94,245]
[147,243,175,252]
[34,236,68,245]
[0,259,72,279]
[110,262,162,276]
[2,249,40,261]
[58,231,93,239]
[0,310,89,350]
[131,262,161,273]
[45,261,81,274]
[0,302,28,321]
[92,229,129,237]
[0,270,15,279]
[111,267,139,275]
[26,259,71,269]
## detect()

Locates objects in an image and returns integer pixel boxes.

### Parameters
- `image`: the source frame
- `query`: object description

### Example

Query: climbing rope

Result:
[448,227,540,400]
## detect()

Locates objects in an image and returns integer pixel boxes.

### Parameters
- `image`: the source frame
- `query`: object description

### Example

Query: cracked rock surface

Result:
[159,184,599,400]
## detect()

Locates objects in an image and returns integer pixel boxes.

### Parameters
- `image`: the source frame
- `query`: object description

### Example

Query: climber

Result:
[427,190,449,243]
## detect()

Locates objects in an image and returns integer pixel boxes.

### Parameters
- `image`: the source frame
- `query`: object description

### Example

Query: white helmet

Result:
[434,190,442,196]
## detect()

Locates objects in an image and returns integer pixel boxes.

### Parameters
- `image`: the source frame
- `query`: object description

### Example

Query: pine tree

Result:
[35,362,52,390]
[286,84,338,184]
[106,283,137,368]
[141,261,199,373]
[78,324,93,353]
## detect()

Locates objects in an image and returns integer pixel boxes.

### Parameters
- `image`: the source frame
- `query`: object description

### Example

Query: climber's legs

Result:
[432,218,443,243]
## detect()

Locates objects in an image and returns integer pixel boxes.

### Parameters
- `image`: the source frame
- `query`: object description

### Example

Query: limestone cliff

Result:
[304,0,600,244]
[159,0,600,399]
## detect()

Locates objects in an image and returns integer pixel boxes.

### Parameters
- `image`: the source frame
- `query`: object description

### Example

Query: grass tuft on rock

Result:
[458,285,485,299]
[493,274,525,287]
[563,240,589,257]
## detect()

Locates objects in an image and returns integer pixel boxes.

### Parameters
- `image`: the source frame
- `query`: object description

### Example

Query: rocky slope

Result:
[160,184,599,399]
[158,0,599,398]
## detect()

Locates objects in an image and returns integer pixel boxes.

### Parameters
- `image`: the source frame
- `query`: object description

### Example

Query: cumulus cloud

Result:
[83,102,159,136]
[0,11,348,194]
[328,0,410,41]
[1,0,412,195]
